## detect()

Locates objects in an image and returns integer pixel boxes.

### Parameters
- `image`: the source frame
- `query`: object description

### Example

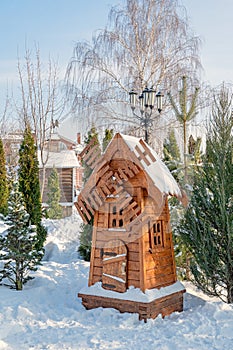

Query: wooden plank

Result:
[93,258,102,267]
[97,219,104,227]
[74,202,88,223]
[103,255,126,265]
[113,171,123,185]
[78,288,185,321]
[123,200,139,214]
[139,220,146,292]
[97,231,132,244]
[169,231,177,280]
[92,266,103,277]
[128,251,139,262]
[87,193,99,211]
[111,185,124,197]
[99,170,114,183]
[96,164,110,180]
[127,278,140,288]
[103,203,109,228]
[95,186,106,201]
[123,163,134,178]
[144,256,174,270]
[77,197,92,222]
[84,150,101,167]
[125,212,150,233]
[145,274,176,290]
[94,248,102,259]
[100,183,112,196]
[79,137,96,158]
[139,139,157,163]
[118,196,133,211]
[127,242,139,252]
[128,261,140,271]
[124,204,141,222]
[85,198,95,216]
[82,142,100,161]
[135,145,151,166]
[91,274,102,285]
[145,248,174,259]
[126,160,140,175]
[88,218,97,286]
[91,155,103,170]
[91,189,104,207]
[118,167,129,181]
[146,265,174,277]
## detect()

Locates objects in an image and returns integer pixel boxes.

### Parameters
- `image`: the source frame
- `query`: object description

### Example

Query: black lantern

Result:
[128,85,164,144]
[156,91,164,113]
[129,90,137,110]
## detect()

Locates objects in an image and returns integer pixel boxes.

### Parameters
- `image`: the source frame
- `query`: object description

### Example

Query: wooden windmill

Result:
[76,133,186,321]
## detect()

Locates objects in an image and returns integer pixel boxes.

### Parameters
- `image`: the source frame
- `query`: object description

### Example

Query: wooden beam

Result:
[139,139,156,163]
[74,202,88,223]
[79,137,96,159]
[135,145,151,166]
[118,167,129,181]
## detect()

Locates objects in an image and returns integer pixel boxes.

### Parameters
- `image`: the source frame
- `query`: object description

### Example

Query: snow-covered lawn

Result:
[0,212,233,350]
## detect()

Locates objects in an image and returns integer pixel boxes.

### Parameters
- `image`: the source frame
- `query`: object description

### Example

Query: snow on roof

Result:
[38,150,80,168]
[79,281,185,303]
[50,132,61,141]
[120,134,182,197]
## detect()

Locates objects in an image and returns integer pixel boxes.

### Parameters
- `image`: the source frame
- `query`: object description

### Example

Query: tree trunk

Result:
[15,262,23,291]
[227,282,233,303]
[40,165,46,201]
[185,252,191,280]
[183,119,188,183]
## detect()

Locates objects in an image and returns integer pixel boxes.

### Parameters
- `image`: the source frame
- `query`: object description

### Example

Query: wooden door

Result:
[102,239,127,293]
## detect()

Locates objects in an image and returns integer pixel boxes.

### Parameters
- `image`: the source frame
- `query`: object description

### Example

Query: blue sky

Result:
[0,0,233,106]
[0,0,118,91]
[182,0,233,86]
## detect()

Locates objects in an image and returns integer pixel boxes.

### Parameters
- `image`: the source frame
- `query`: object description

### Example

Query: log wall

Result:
[40,168,73,203]
[78,289,185,322]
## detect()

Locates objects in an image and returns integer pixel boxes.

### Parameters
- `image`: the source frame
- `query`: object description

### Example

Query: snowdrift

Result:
[0,211,233,350]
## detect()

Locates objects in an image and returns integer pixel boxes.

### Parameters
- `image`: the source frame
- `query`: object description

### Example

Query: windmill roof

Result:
[120,134,182,197]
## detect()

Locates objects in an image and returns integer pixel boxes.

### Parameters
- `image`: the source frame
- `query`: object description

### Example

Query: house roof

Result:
[38,150,80,168]
[120,134,182,198]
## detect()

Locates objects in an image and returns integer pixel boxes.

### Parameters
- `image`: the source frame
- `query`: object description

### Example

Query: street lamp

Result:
[129,87,163,144]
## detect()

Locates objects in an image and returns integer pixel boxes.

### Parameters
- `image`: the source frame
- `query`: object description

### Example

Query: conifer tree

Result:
[46,166,62,219]
[0,137,8,216]
[0,182,43,290]
[18,126,47,250]
[163,129,188,278]
[168,76,199,183]
[178,85,233,303]
[78,125,101,260]
[83,125,100,183]
[163,129,182,182]
[102,128,114,152]
[167,79,199,278]
[78,221,93,261]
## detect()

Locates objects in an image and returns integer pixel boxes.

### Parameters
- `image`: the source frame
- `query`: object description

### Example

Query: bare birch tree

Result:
[16,46,67,198]
[66,0,201,138]
[0,94,11,136]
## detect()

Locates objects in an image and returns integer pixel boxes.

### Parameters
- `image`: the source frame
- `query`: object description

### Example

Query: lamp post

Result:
[129,87,163,144]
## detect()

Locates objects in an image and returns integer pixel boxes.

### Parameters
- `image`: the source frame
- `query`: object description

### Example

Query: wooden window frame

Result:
[149,220,164,251]
[109,202,124,228]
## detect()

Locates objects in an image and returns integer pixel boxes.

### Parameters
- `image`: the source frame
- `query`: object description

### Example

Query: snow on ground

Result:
[0,211,233,350]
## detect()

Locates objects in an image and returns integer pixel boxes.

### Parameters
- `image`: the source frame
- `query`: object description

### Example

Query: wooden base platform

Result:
[78,285,185,322]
